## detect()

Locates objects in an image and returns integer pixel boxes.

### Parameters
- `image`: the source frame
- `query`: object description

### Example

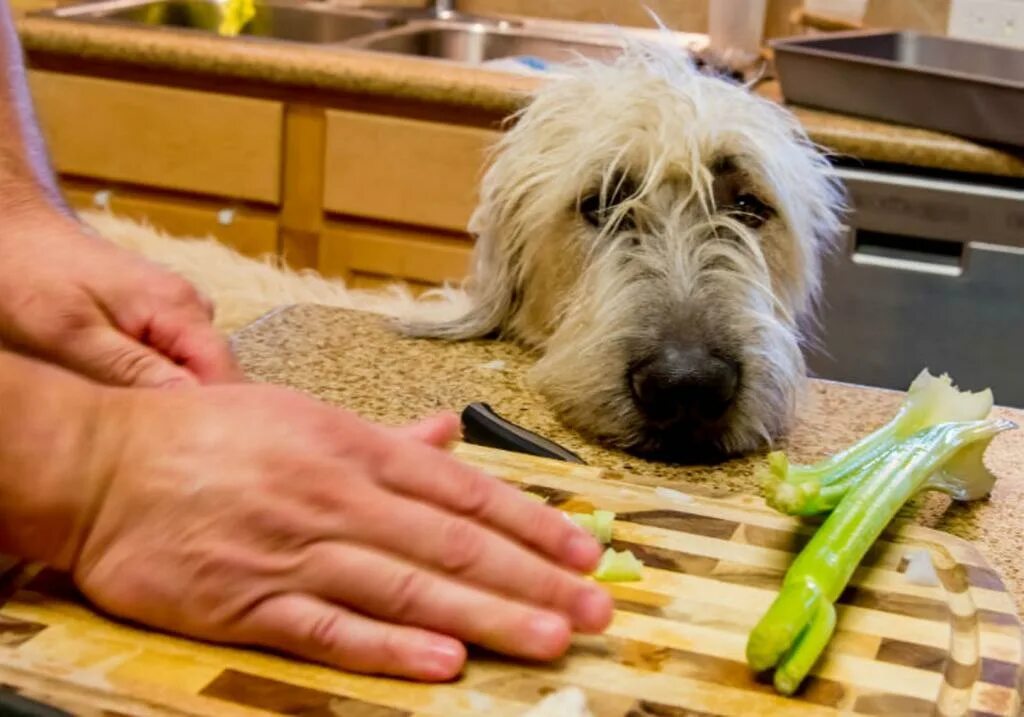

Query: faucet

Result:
[431,0,454,18]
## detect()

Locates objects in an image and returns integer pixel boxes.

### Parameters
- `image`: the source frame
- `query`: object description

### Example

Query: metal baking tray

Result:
[771,30,1024,148]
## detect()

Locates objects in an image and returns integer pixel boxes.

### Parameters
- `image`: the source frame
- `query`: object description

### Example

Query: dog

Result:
[404,42,845,458]
[88,42,844,459]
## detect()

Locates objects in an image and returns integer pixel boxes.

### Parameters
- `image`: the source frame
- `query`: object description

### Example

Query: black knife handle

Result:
[460,403,586,464]
[0,688,74,717]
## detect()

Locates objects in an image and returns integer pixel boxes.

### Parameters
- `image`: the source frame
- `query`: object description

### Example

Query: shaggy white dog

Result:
[88,42,844,459]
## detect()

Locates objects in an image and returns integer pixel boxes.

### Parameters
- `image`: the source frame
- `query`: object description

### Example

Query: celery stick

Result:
[764,370,993,516]
[748,418,1014,694]
[592,547,643,582]
[571,510,615,544]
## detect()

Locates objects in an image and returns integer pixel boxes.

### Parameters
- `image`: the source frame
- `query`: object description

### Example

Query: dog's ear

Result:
[398,225,520,340]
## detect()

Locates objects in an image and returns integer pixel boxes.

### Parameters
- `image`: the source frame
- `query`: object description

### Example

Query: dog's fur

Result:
[407,44,845,456]
[90,43,844,458]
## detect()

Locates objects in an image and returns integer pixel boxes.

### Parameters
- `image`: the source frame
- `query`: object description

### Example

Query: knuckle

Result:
[103,344,163,383]
[305,610,345,656]
[384,568,427,621]
[438,518,485,574]
[532,565,570,606]
[160,275,203,308]
[453,471,496,518]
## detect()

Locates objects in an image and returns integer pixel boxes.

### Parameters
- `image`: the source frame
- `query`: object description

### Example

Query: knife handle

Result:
[460,403,586,464]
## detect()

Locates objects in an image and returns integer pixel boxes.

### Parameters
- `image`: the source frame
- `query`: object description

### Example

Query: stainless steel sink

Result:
[32,0,705,71]
[42,0,400,44]
[349,23,623,65]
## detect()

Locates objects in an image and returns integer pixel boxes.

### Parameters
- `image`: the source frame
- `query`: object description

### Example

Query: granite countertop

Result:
[17,14,1024,179]
[231,304,1024,612]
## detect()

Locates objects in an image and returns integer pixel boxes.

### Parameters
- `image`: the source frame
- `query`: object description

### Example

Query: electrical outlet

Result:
[948,0,1024,48]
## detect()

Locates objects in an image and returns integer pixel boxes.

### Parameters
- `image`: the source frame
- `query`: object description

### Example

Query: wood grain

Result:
[0,444,1019,716]
[322,109,499,233]
[320,219,473,284]
[28,71,284,204]
[61,183,279,259]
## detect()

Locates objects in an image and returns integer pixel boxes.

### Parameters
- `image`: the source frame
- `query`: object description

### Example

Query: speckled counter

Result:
[231,303,1024,611]
[16,15,1024,179]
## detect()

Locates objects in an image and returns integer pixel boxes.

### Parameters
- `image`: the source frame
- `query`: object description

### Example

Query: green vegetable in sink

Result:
[592,547,644,582]
[747,417,1015,695]
[218,0,255,36]
[763,370,993,516]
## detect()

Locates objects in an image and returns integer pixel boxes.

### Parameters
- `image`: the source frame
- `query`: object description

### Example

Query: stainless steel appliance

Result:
[810,163,1024,407]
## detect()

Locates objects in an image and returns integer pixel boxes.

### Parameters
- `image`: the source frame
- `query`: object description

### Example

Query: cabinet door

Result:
[321,220,473,288]
[322,109,499,232]
[64,185,279,259]
[30,71,284,204]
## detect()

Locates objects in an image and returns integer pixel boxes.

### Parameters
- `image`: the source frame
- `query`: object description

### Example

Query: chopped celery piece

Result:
[748,418,1014,695]
[763,370,993,516]
[592,547,643,582]
[570,510,615,543]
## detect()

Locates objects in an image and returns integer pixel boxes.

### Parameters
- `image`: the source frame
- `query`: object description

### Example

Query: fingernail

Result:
[418,640,464,681]
[527,613,570,658]
[574,588,614,632]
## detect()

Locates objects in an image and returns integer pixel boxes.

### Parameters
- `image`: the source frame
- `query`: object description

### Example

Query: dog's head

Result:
[411,44,845,458]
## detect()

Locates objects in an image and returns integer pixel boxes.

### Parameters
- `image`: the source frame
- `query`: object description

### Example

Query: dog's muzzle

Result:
[628,339,740,432]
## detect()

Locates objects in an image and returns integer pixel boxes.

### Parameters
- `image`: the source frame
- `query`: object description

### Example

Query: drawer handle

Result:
[217,208,236,226]
[851,230,964,277]
[92,190,112,209]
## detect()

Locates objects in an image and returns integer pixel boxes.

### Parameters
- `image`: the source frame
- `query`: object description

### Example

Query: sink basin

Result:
[47,0,400,44]
[352,24,623,65]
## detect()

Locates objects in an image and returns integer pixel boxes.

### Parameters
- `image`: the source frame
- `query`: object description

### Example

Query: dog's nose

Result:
[629,343,739,425]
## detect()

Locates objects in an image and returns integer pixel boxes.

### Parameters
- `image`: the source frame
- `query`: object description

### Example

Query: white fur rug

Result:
[82,211,471,333]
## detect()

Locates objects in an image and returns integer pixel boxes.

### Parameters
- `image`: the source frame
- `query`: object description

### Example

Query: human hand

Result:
[67,384,612,681]
[0,210,241,387]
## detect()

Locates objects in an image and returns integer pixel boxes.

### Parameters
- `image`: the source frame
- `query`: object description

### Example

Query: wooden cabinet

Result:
[29,71,284,204]
[62,183,279,259]
[322,109,499,233]
[26,69,492,292]
[320,219,473,289]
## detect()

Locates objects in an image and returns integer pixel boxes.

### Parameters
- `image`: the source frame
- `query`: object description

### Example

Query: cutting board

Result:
[0,443,1020,717]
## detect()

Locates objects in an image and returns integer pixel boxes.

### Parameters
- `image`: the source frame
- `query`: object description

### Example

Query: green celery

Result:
[748,418,1014,694]
[764,370,993,516]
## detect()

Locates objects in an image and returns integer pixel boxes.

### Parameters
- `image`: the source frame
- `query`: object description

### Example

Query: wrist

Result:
[0,353,116,569]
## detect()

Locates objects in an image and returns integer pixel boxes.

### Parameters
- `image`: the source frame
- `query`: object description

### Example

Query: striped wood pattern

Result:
[0,443,1019,716]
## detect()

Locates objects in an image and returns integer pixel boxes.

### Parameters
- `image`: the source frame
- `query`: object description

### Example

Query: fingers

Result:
[298,543,574,662]
[391,413,461,448]
[243,593,466,681]
[373,439,603,573]
[142,309,245,385]
[336,485,611,633]
[66,325,200,388]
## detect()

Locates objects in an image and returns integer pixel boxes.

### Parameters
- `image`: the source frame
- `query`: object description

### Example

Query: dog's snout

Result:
[629,343,739,426]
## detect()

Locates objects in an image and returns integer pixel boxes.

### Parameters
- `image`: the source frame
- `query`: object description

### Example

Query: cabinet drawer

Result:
[64,185,279,259]
[323,110,499,232]
[30,72,283,204]
[321,221,473,285]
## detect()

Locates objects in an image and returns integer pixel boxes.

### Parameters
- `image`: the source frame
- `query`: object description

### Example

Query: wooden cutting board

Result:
[0,443,1020,717]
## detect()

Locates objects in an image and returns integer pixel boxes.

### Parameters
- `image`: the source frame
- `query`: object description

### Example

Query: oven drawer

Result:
[809,234,1024,407]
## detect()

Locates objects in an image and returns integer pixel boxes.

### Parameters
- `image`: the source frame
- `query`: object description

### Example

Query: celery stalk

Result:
[570,510,615,544]
[764,370,993,516]
[748,418,1014,694]
[592,547,643,582]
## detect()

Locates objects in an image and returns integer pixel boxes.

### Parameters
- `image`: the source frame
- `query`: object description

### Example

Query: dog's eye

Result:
[579,193,607,228]
[732,193,775,228]
[578,181,636,232]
